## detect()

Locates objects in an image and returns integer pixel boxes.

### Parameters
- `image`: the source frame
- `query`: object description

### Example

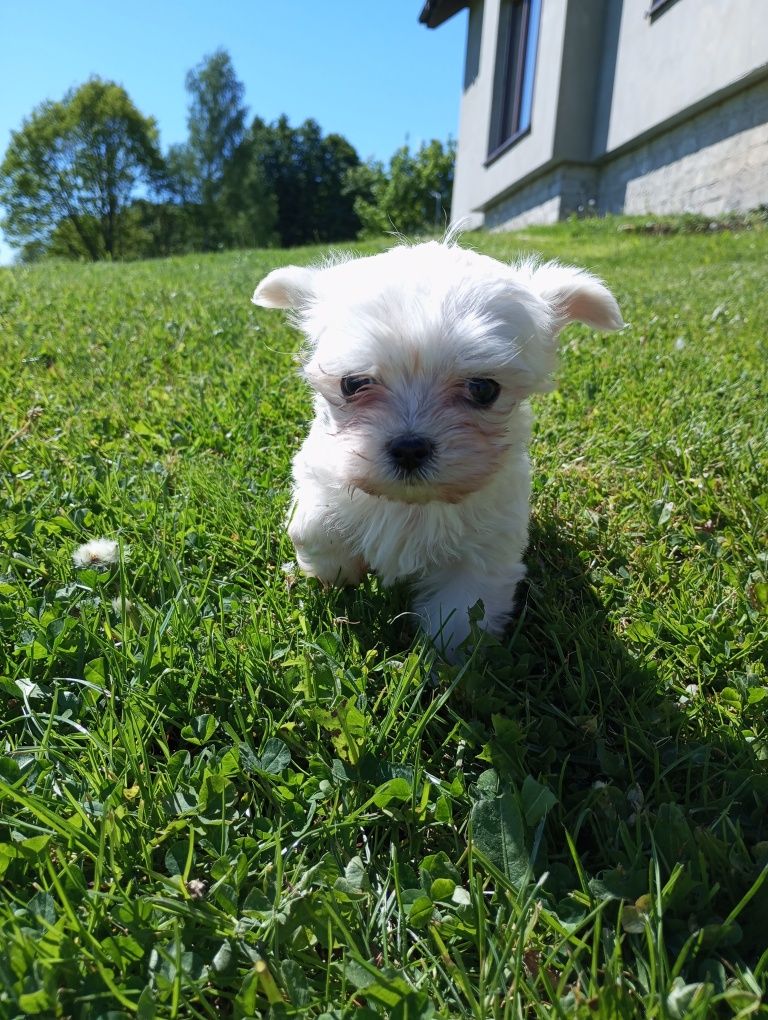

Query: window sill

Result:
[485,126,531,167]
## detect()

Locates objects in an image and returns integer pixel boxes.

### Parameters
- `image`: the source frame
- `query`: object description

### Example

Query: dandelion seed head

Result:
[73,538,119,570]
[111,596,134,616]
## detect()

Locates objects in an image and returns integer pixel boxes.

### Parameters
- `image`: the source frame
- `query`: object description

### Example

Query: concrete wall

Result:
[553,0,611,163]
[599,77,768,216]
[447,0,768,227]
[450,1,488,228]
[603,0,768,154]
[485,164,597,230]
[484,77,768,230]
[451,0,569,224]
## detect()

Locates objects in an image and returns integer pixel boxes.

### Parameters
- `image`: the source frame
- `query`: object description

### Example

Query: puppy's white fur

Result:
[253,240,622,657]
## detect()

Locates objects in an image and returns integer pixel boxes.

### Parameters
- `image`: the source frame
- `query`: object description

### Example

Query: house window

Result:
[487,0,541,161]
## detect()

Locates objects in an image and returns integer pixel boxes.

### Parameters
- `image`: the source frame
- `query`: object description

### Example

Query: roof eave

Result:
[419,0,469,29]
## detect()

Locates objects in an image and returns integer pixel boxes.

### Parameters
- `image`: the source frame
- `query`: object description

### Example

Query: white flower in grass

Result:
[73,538,120,570]
[111,596,134,616]
[186,879,207,899]
[678,683,699,706]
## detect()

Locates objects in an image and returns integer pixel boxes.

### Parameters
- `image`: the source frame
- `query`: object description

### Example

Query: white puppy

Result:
[253,240,622,658]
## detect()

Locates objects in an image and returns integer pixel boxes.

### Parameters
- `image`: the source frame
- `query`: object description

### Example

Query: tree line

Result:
[0,50,455,262]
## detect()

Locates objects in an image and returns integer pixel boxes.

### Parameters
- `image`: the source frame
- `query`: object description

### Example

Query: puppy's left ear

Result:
[252,265,316,310]
[530,262,624,333]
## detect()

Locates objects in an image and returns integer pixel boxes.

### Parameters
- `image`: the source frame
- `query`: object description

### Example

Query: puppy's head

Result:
[253,241,622,504]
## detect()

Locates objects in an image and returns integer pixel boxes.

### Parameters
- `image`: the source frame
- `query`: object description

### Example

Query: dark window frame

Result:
[486,0,539,165]
[485,125,532,166]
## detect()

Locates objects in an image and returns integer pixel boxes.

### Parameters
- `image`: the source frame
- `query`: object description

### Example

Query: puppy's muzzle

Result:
[386,434,436,475]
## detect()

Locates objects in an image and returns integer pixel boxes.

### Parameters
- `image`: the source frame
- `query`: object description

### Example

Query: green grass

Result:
[0,217,766,1019]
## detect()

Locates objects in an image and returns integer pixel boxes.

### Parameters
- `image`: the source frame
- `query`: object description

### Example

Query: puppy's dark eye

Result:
[341,375,375,398]
[465,378,500,406]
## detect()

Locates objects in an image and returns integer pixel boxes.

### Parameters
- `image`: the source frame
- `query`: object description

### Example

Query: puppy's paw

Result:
[414,564,526,661]
[296,551,368,588]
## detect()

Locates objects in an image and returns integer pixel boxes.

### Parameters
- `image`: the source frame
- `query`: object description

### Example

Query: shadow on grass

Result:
[281,513,767,974]
[452,514,768,970]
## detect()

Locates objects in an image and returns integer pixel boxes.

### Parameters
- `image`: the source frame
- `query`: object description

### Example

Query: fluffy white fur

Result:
[253,240,622,658]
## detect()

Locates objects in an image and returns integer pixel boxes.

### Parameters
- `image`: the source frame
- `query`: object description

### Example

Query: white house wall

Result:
[599,77,768,217]
[451,0,569,225]
[604,0,768,155]
[446,0,768,227]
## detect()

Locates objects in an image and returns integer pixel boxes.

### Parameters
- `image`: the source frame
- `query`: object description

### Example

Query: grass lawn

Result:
[0,218,766,1018]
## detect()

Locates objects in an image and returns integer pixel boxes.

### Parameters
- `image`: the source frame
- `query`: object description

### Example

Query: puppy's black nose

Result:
[387,434,436,473]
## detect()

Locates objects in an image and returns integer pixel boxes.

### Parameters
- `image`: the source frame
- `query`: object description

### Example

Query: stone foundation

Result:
[483,78,768,229]
[486,165,598,230]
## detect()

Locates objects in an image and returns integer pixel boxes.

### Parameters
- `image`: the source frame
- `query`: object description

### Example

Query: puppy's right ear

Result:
[527,262,623,333]
[252,266,315,310]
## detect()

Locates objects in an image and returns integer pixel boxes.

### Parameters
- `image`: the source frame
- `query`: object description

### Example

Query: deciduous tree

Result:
[248,116,361,246]
[184,49,250,249]
[350,139,456,238]
[0,78,161,261]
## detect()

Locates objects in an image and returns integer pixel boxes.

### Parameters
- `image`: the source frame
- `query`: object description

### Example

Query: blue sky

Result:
[0,1,468,264]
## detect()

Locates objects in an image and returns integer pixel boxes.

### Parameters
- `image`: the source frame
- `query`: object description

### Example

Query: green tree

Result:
[248,116,361,246]
[164,142,200,206]
[219,138,278,250]
[0,78,161,261]
[350,139,456,238]
[116,199,198,259]
[184,49,250,249]
[314,132,364,242]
